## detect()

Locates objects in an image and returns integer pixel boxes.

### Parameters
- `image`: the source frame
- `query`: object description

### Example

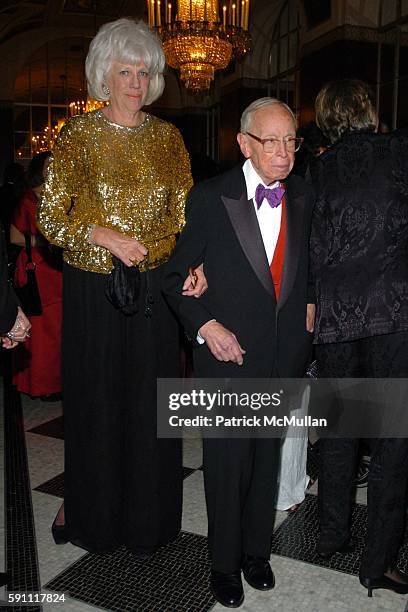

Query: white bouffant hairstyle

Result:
[85,18,165,105]
[240,97,297,133]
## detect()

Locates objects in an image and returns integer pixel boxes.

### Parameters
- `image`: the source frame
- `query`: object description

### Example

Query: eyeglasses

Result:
[246,132,303,153]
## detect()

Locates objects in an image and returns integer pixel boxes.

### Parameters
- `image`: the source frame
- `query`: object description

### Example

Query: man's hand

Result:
[182,263,208,297]
[198,320,246,365]
[306,303,316,333]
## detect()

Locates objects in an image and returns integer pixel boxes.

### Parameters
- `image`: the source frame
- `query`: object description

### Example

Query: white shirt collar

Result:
[242,159,280,201]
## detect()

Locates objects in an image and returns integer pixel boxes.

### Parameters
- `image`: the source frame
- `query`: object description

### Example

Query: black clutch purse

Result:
[105,255,141,315]
[15,234,42,317]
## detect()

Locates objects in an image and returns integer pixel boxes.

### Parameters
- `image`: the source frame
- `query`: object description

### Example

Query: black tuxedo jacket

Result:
[0,222,18,335]
[309,132,408,344]
[163,165,315,378]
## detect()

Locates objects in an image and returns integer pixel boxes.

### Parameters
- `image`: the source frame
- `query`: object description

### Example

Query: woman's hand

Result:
[90,226,147,267]
[306,303,316,333]
[10,224,25,247]
[2,336,18,349]
[10,225,48,249]
[2,307,31,348]
[182,263,208,297]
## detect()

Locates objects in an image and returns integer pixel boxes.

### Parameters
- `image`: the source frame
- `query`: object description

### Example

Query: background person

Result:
[0,162,25,247]
[38,18,203,555]
[11,151,62,399]
[275,385,312,513]
[309,78,408,596]
[293,121,329,178]
[276,120,329,513]
[0,222,31,349]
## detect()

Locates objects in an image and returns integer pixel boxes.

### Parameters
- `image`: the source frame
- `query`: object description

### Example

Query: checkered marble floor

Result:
[2,381,408,612]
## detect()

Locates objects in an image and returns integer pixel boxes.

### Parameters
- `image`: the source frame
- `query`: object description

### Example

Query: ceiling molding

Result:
[302,23,408,58]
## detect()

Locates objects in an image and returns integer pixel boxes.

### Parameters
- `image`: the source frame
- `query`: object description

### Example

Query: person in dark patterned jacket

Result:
[309,78,408,597]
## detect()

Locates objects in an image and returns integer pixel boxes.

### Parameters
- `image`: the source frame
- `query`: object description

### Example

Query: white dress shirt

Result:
[242,158,282,265]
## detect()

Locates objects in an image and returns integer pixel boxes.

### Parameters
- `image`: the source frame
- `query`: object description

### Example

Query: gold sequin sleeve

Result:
[37,118,91,253]
[167,125,192,234]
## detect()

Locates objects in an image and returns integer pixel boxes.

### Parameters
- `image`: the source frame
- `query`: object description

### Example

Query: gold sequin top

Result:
[37,109,192,274]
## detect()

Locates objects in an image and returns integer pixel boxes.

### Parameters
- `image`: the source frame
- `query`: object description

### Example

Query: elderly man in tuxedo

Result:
[163,98,315,608]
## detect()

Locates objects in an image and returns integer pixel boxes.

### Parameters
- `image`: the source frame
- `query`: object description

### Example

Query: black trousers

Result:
[62,264,182,553]
[315,332,408,577]
[203,437,281,573]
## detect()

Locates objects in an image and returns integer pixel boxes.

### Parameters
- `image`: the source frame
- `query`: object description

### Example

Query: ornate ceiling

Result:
[0,0,145,45]
[62,0,126,16]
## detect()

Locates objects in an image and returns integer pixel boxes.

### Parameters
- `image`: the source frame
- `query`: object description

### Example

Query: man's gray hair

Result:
[86,18,165,105]
[240,97,297,133]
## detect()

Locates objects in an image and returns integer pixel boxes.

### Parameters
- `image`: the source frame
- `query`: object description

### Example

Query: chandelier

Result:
[148,0,251,91]
[29,98,107,156]
[69,97,107,116]
[31,122,65,155]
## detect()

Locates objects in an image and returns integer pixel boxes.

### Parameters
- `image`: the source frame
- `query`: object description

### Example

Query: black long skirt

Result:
[62,263,182,553]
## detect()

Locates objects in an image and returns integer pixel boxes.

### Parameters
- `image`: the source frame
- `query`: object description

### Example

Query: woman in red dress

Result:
[10,151,62,398]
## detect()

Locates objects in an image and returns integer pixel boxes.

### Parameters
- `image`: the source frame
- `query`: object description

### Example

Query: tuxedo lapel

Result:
[221,189,275,298]
[277,181,306,311]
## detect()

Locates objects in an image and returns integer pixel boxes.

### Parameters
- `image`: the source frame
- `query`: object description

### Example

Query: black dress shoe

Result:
[51,519,68,545]
[130,546,156,560]
[210,570,244,608]
[317,541,355,560]
[360,573,408,597]
[242,554,275,591]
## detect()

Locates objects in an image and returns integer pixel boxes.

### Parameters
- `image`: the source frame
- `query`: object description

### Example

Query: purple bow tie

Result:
[255,183,285,209]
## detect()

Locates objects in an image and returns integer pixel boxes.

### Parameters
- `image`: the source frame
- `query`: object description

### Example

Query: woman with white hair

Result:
[38,18,202,555]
